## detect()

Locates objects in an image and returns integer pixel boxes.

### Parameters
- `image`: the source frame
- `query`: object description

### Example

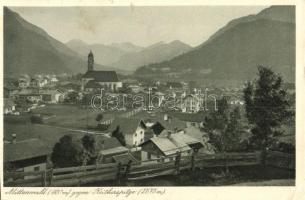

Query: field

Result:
[31,104,125,129]
[4,122,111,153]
[3,104,125,152]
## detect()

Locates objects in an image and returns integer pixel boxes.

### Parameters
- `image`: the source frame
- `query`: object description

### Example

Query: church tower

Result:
[88,50,94,71]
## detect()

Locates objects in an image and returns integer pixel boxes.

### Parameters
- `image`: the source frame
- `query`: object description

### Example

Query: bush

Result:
[97,124,109,131]
[95,113,104,122]
[30,114,44,124]
[51,135,87,168]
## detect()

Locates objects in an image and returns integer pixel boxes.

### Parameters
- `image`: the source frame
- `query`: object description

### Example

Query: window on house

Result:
[34,166,40,171]
[135,133,137,137]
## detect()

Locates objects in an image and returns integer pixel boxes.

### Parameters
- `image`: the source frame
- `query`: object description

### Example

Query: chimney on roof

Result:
[11,134,17,144]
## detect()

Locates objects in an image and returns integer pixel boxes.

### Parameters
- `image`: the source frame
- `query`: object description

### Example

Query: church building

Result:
[81,51,122,92]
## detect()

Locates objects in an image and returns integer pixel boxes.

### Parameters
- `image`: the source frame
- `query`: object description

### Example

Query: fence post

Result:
[41,170,46,187]
[124,160,132,181]
[48,168,53,186]
[261,149,267,166]
[175,151,181,175]
[117,162,122,185]
[191,150,197,171]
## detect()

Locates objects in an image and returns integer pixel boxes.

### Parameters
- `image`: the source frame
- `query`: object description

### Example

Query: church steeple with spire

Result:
[82,50,122,92]
[88,50,94,71]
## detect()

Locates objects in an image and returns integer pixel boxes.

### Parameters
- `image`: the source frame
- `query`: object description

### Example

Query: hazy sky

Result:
[10,6,268,47]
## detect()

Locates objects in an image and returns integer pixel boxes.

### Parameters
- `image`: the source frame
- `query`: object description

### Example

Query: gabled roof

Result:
[170,132,202,146]
[149,137,180,156]
[130,111,187,132]
[168,133,192,152]
[4,138,50,162]
[109,117,146,135]
[94,135,123,151]
[99,146,129,156]
[83,70,119,82]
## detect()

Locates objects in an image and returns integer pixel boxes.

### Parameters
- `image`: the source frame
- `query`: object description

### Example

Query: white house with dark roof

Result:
[81,51,122,92]
[109,117,147,148]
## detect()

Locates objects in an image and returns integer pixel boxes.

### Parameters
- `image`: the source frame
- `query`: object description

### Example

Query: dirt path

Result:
[35,123,111,137]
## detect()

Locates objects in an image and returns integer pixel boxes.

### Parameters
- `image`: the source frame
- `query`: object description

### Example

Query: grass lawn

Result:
[4,104,129,153]
[4,122,106,153]
[31,104,125,129]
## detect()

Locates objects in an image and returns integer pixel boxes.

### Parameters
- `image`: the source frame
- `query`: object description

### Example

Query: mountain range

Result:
[4,6,295,85]
[4,7,124,77]
[135,6,295,84]
[4,7,86,76]
[66,39,192,72]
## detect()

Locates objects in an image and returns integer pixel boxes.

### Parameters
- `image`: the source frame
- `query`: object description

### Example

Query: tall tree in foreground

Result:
[203,97,229,152]
[243,66,292,150]
[51,135,87,168]
[203,97,243,152]
[81,134,97,165]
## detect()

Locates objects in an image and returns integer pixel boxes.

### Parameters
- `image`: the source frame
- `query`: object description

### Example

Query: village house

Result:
[140,131,203,162]
[81,51,122,92]
[128,84,142,93]
[181,94,202,113]
[4,135,50,179]
[109,117,147,148]
[18,93,42,104]
[30,77,47,88]
[4,98,16,114]
[95,137,137,164]
[41,89,65,104]
[166,82,183,90]
[172,112,206,128]
[18,76,31,88]
[144,113,186,135]
[50,75,59,84]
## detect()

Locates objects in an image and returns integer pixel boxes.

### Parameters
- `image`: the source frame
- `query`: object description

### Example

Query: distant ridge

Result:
[111,40,193,72]
[135,6,295,84]
[4,7,113,77]
[67,39,193,72]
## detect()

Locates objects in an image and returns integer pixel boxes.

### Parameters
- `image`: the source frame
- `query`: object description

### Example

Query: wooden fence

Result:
[4,151,294,187]
[100,107,143,125]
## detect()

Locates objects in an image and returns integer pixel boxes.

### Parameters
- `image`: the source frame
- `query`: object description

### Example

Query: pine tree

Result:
[243,66,292,149]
